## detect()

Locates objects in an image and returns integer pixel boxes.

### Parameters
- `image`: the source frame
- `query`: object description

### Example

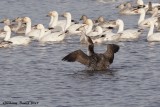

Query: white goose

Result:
[47,11,64,31]
[36,24,68,42]
[137,0,144,6]
[3,25,31,45]
[67,21,86,35]
[47,11,74,32]
[12,17,26,34]
[23,17,50,40]
[0,18,20,32]
[35,12,70,42]
[87,26,103,37]
[94,16,117,28]
[116,19,142,40]
[93,19,142,43]
[78,19,93,43]
[116,2,138,15]
[136,8,158,28]
[80,15,88,24]
[147,18,160,42]
[137,0,160,9]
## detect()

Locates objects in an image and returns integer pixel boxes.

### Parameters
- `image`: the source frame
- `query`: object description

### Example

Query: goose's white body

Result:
[147,19,160,42]
[93,32,119,43]
[79,19,93,43]
[36,24,67,42]
[11,17,26,34]
[137,8,158,28]
[4,25,31,45]
[23,17,51,40]
[116,19,142,40]
[87,26,103,37]
[0,31,6,38]
[67,23,85,35]
[41,32,67,42]
[93,19,141,43]
[36,12,71,42]
[117,3,138,15]
[48,11,74,32]
[137,0,160,9]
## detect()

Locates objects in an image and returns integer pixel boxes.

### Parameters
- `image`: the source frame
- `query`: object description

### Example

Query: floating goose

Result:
[0,18,20,32]
[87,26,103,37]
[47,11,64,31]
[67,16,86,35]
[80,15,88,24]
[115,19,142,40]
[93,19,142,43]
[147,18,160,42]
[62,35,120,71]
[3,25,31,45]
[94,16,117,28]
[23,17,50,40]
[36,22,69,42]
[92,31,119,43]
[12,17,26,34]
[136,0,160,10]
[47,11,75,32]
[116,2,138,15]
[136,0,144,6]
[136,8,158,28]
[78,19,93,43]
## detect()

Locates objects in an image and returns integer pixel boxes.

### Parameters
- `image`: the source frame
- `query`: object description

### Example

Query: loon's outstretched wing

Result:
[62,50,90,65]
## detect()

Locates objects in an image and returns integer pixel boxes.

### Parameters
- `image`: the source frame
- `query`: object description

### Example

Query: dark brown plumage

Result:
[62,35,119,71]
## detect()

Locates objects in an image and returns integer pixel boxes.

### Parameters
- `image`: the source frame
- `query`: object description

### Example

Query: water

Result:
[0,0,160,107]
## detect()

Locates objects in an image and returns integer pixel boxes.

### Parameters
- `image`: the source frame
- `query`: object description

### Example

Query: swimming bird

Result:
[115,19,142,40]
[136,8,158,28]
[87,26,103,37]
[62,35,120,71]
[136,0,160,10]
[116,2,138,15]
[93,19,142,43]
[80,15,88,24]
[147,18,160,42]
[0,18,21,32]
[3,25,31,45]
[23,17,50,40]
[12,17,26,34]
[77,19,94,43]
[36,23,69,42]
[94,16,117,28]
[47,11,75,32]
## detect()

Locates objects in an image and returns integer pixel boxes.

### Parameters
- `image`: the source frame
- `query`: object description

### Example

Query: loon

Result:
[62,35,120,71]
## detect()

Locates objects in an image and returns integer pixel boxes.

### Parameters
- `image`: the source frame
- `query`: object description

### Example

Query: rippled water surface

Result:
[0,0,160,107]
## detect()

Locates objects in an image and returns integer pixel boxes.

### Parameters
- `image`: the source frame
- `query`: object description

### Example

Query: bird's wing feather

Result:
[62,50,90,65]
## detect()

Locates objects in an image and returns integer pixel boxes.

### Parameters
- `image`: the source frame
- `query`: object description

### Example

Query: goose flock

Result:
[0,0,160,70]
